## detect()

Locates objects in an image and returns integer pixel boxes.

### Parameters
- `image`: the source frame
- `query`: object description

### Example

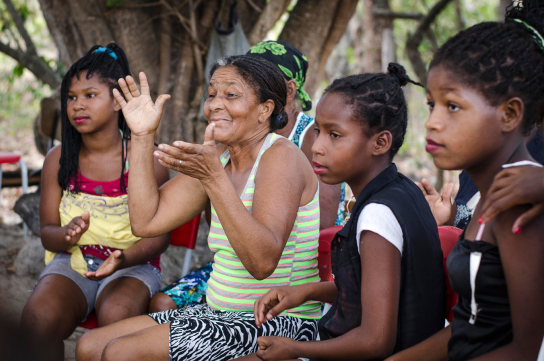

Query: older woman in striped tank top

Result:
[76,55,321,361]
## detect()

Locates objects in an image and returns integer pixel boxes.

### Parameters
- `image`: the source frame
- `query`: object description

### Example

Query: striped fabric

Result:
[206,133,321,319]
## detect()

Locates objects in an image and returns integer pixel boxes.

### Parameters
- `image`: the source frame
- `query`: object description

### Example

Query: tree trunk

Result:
[279,0,358,97]
[28,0,356,143]
[362,0,392,73]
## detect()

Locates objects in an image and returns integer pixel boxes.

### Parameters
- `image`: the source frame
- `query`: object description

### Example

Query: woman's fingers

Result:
[118,77,133,101]
[172,141,200,154]
[125,75,141,98]
[154,94,171,114]
[480,187,516,223]
[112,88,127,109]
[139,72,150,96]
[155,151,189,173]
[513,204,544,233]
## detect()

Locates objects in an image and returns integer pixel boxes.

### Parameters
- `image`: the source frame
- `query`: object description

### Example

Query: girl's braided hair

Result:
[324,62,423,160]
[429,0,544,134]
[58,43,131,193]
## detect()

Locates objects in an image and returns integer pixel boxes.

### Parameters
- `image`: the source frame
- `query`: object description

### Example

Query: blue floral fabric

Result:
[160,262,213,308]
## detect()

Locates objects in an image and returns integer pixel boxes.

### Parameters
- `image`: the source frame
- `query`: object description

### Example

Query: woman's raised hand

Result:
[113,72,171,137]
[154,123,223,183]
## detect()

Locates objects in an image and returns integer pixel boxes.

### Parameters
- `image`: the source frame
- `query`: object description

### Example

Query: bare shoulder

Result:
[258,137,314,183]
[43,144,62,172]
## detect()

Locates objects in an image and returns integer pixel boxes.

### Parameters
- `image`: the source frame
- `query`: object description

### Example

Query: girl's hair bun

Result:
[505,0,544,43]
[387,62,424,88]
[387,62,410,86]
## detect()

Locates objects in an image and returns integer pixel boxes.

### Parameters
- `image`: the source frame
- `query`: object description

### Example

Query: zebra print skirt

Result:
[149,303,319,361]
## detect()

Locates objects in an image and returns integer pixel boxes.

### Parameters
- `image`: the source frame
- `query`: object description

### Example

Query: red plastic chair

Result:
[0,152,28,239]
[318,225,343,282]
[79,214,202,330]
[170,214,202,278]
[438,225,463,322]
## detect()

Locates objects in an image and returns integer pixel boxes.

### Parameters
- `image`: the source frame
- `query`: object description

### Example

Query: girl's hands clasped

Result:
[154,123,223,184]
[113,72,171,137]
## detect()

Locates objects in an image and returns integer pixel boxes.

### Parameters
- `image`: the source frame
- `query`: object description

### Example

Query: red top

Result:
[68,171,161,271]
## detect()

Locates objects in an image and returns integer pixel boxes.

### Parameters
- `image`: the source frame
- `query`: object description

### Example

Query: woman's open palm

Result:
[113,72,171,136]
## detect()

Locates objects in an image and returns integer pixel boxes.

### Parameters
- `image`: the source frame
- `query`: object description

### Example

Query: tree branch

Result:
[372,8,423,20]
[0,41,61,88]
[3,0,37,55]
[245,0,262,13]
[247,0,290,45]
[405,0,452,85]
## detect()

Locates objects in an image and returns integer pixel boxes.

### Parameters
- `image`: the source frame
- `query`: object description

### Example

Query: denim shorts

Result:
[36,253,162,317]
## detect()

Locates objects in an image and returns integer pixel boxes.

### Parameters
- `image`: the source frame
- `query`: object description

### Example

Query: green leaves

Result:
[13,63,24,78]
[106,0,125,8]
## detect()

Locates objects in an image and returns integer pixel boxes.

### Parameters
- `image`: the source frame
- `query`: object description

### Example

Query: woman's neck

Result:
[467,139,531,199]
[227,128,270,173]
[80,121,122,156]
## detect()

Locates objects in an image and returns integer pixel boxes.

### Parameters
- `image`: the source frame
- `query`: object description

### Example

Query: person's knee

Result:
[101,338,127,361]
[76,331,101,361]
[21,303,65,340]
[97,299,144,326]
[148,292,177,313]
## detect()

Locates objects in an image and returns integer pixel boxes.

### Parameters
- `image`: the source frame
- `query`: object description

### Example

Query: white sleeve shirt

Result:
[356,203,404,256]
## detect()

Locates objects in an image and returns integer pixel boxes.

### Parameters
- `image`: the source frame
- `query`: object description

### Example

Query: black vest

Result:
[318,164,446,353]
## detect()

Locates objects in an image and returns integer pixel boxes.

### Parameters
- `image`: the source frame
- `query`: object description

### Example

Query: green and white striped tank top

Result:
[206,133,322,319]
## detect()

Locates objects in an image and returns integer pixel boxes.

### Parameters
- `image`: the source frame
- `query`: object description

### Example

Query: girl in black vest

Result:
[386,1,544,360]
[250,63,445,361]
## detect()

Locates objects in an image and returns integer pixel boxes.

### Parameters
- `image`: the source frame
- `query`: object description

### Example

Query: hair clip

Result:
[94,47,118,60]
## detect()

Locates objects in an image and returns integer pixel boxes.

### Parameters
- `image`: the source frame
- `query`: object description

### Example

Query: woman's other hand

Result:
[415,179,454,226]
[481,166,544,233]
[113,72,171,137]
[84,250,125,281]
[154,123,223,183]
[64,211,90,245]
[256,336,298,361]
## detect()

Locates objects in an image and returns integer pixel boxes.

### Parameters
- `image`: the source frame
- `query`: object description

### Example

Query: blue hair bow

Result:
[94,47,118,60]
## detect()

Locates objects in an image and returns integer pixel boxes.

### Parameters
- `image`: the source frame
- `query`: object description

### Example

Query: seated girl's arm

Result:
[254,282,338,327]
[40,146,89,252]
[472,206,544,361]
[257,231,402,361]
[114,73,209,237]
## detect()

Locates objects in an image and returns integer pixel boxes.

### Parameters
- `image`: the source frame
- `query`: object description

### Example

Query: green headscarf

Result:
[248,41,312,111]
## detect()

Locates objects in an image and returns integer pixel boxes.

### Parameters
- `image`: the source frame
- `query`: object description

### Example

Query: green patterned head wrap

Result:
[248,40,312,111]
